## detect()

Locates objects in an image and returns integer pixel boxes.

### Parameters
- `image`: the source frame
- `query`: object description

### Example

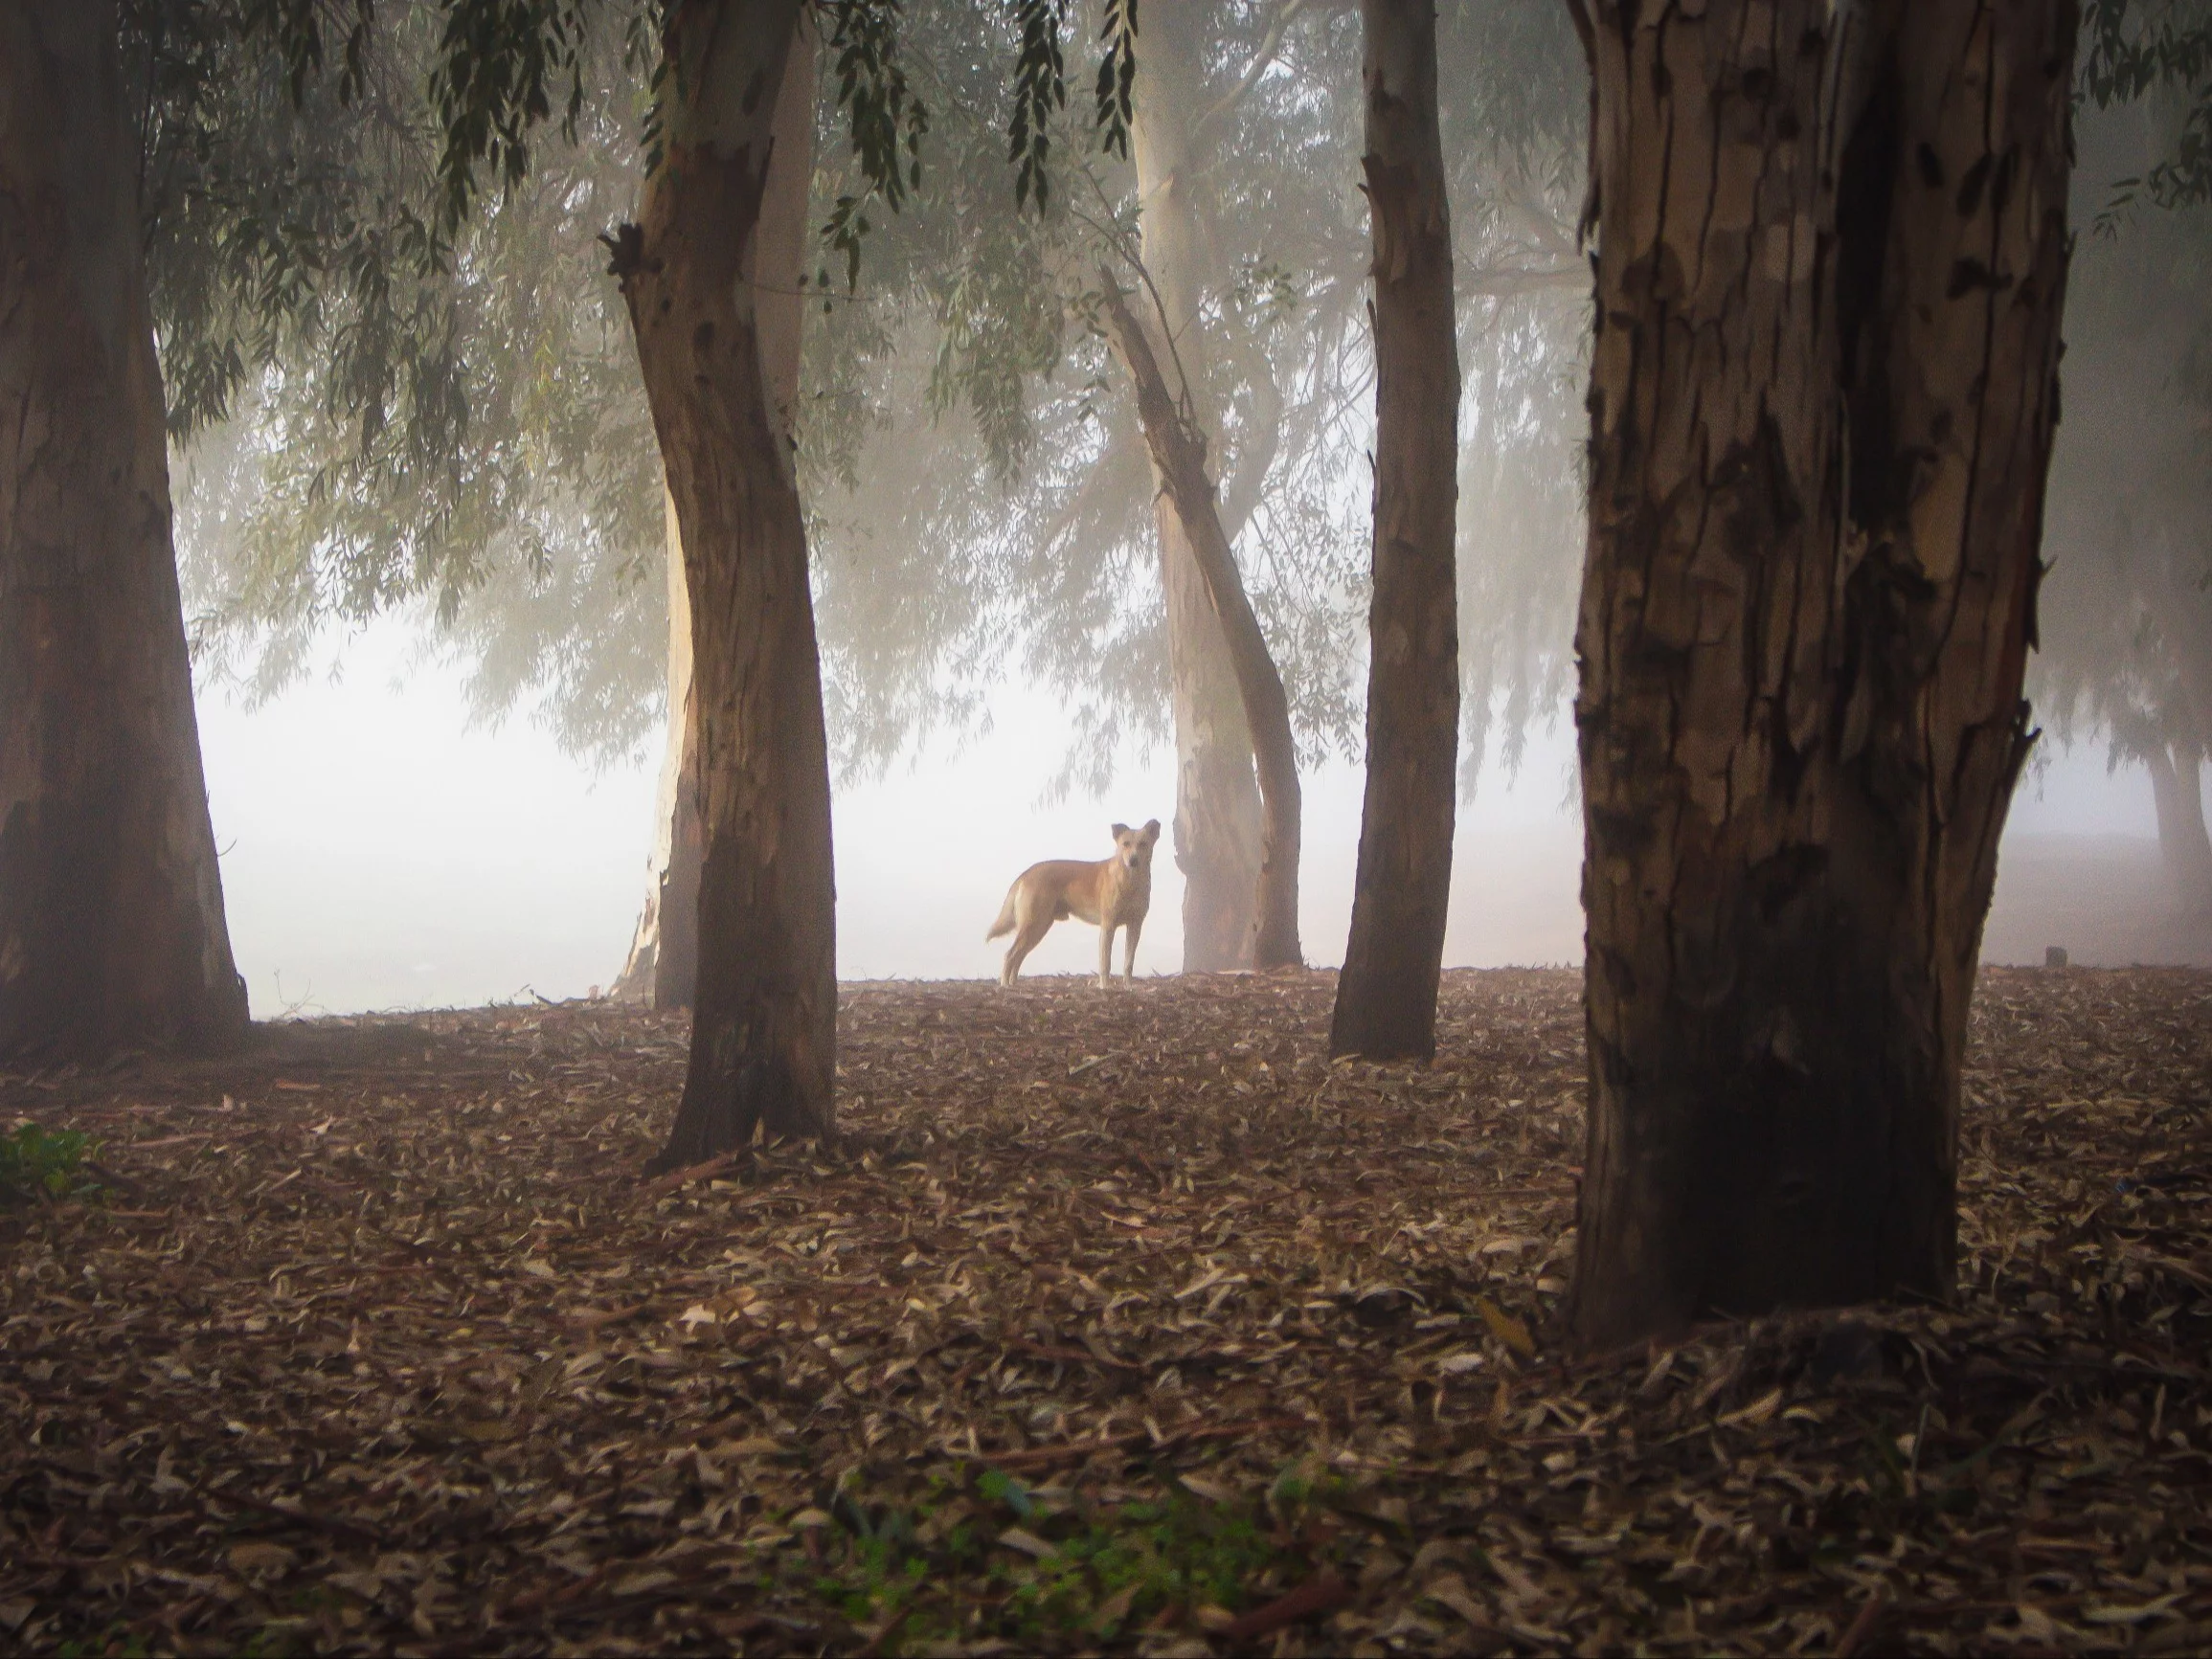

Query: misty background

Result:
[169,6,2212,1017]
[192,639,2174,1016]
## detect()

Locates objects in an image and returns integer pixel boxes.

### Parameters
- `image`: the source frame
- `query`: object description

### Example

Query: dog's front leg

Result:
[1122,918,1142,982]
[1096,921,1116,989]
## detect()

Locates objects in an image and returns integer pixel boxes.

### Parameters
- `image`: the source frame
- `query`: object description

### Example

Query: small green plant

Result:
[0,1122,96,1202]
[797,1457,1340,1650]
[54,1621,148,1658]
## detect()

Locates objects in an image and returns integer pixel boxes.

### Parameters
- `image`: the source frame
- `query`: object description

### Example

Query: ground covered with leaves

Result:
[4,967,2211,1655]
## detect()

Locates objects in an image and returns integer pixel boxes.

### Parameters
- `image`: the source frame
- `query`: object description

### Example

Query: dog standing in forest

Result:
[988,820,1161,988]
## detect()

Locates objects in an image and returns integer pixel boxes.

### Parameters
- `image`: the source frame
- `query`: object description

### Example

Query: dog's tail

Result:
[985,881,1020,941]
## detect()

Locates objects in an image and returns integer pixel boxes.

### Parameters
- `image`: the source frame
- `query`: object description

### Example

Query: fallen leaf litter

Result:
[3,966,2209,1654]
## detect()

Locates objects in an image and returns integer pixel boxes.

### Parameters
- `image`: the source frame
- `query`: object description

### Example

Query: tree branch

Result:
[1189,0,1332,159]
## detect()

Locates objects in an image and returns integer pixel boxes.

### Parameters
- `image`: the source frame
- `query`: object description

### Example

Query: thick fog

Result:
[188,618,2180,1018]
[166,9,2211,1017]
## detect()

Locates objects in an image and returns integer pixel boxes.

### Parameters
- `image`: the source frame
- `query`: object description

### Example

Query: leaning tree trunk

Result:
[612,15,814,1010]
[1568,0,2077,1348]
[1132,4,1266,973]
[612,0,835,1168]
[1330,0,1460,1062]
[1101,283,1301,971]
[0,0,249,1061]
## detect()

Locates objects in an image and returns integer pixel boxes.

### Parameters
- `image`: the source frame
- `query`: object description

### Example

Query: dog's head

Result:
[1109,819,1162,872]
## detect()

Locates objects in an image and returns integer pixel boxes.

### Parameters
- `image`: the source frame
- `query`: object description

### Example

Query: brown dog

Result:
[987,820,1161,987]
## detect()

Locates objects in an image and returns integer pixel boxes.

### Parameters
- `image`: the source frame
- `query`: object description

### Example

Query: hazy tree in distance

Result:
[1123,1,1273,971]
[1098,276,1303,969]
[1329,0,1459,1062]
[173,1,1595,1011]
[2037,4,2212,915]
[1564,0,2079,1347]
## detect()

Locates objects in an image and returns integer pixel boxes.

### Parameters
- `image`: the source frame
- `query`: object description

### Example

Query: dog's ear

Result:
[1110,822,1131,840]
[1141,818,1162,842]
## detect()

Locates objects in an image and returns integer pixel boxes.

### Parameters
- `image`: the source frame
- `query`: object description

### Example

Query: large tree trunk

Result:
[613,0,835,1169]
[1330,0,1460,1062]
[1132,5,1266,973]
[1100,284,1301,971]
[2142,738,2212,914]
[612,16,813,1010]
[0,0,249,1062]
[1569,0,2077,1348]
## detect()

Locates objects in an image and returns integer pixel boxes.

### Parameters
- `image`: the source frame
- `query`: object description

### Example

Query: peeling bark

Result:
[1331,0,1460,1062]
[610,487,704,1007]
[1569,1,2077,1346]
[0,0,249,1061]
[614,0,834,1168]
[1101,282,1302,973]
[612,16,813,1011]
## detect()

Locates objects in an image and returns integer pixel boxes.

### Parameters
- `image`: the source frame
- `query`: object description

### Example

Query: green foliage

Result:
[2033,20,2212,782]
[2083,0,2212,213]
[797,1460,1334,1649]
[54,1625,150,1659]
[426,0,597,235]
[126,0,450,441]
[821,0,931,286]
[1007,0,1069,211]
[167,0,1596,810]
[1093,0,1138,163]
[0,1124,96,1204]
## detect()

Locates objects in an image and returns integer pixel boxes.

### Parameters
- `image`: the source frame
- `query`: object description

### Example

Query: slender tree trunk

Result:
[2144,739,2212,913]
[1331,0,1460,1062]
[613,16,813,1010]
[0,0,249,1061]
[1569,0,2077,1348]
[1101,283,1301,971]
[613,0,834,1169]
[1132,4,1265,973]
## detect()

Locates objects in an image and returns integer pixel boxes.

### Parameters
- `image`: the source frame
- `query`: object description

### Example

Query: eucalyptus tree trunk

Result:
[1132,3,1266,973]
[1568,0,2077,1348]
[0,0,249,1061]
[612,0,834,1166]
[2142,738,2212,914]
[1330,0,1460,1062]
[612,16,813,1010]
[1101,285,1301,971]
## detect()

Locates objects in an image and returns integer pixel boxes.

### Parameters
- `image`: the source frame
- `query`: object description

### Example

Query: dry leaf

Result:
[1,969,2205,1654]
[1477,1295,1537,1356]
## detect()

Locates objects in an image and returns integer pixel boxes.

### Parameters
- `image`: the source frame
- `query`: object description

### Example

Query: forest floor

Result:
[3,967,2210,1656]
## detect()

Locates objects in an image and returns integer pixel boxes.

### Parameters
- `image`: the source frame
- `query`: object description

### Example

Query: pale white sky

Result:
[194,617,2161,1016]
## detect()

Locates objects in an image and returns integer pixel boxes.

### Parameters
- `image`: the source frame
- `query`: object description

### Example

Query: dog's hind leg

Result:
[1121,918,1142,982]
[1003,908,1053,986]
